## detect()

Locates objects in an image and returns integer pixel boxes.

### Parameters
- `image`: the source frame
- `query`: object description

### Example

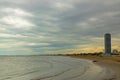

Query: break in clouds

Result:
[0,0,120,55]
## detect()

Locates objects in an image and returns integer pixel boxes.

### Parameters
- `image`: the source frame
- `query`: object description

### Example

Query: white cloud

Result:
[54,2,74,10]
[1,41,50,47]
[78,22,90,29]
[38,14,59,21]
[79,22,88,26]
[1,0,27,4]
[89,17,98,21]
[0,27,6,31]
[0,33,26,38]
[0,7,35,30]
[27,42,50,46]
[1,8,33,17]
[0,16,35,29]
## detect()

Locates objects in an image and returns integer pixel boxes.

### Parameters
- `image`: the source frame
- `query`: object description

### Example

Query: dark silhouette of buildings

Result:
[104,33,111,55]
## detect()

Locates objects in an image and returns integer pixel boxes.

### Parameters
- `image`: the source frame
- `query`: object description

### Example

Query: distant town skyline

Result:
[0,0,120,55]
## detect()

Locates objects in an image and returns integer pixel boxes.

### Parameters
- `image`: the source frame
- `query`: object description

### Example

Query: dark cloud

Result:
[0,0,120,54]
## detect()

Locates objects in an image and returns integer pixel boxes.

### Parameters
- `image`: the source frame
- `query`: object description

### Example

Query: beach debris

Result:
[93,60,98,62]
[117,60,120,62]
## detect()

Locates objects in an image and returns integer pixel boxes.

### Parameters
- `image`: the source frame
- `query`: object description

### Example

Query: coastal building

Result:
[104,33,111,55]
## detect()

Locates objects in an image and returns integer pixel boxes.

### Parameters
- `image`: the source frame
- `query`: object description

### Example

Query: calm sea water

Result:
[0,56,110,80]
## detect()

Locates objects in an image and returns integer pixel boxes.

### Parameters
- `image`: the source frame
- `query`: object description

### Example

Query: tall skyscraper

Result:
[104,33,111,55]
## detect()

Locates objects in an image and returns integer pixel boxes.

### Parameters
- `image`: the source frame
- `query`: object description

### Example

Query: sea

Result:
[0,56,113,80]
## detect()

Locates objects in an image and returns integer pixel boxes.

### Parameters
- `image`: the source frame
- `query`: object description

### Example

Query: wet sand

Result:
[70,56,120,80]
[96,60,120,80]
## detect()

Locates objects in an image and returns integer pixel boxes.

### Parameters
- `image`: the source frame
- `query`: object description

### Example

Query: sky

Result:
[0,0,120,55]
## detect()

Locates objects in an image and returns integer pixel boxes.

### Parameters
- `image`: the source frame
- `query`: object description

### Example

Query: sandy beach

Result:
[71,56,120,80]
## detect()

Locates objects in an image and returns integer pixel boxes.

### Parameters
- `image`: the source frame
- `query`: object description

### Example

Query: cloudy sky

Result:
[0,0,120,55]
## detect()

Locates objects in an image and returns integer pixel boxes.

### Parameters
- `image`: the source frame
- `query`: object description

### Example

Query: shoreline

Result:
[70,56,120,80]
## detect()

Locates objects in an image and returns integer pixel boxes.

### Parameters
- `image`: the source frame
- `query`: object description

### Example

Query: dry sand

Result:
[70,56,120,80]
